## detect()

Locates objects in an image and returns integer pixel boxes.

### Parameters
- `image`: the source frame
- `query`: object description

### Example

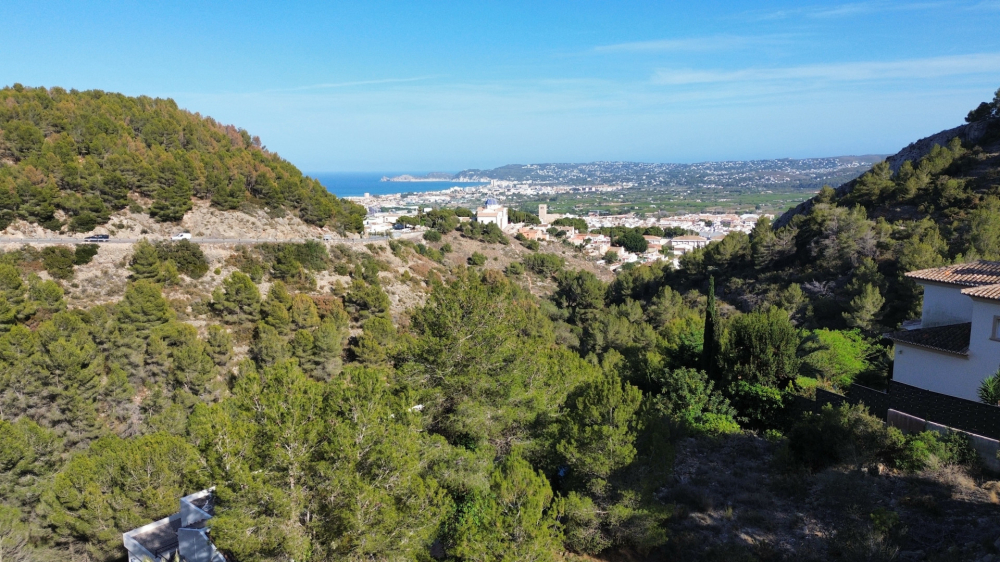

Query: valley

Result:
[1,84,1000,562]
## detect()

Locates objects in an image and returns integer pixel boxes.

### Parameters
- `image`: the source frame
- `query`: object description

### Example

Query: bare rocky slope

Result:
[0,198,344,241]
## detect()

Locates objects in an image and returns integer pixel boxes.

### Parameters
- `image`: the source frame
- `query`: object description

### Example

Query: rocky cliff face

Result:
[774,118,998,228]
[885,119,993,173]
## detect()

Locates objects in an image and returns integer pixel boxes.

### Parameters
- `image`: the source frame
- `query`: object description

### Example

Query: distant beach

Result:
[311,172,488,198]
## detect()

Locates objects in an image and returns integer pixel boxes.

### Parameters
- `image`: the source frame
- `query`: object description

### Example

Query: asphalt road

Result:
[0,236,390,245]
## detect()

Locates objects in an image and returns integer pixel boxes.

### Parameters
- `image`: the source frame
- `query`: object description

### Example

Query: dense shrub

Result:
[41,246,75,279]
[788,403,980,472]
[617,230,648,253]
[73,244,99,265]
[727,380,792,431]
[155,240,209,279]
[467,252,487,266]
[460,221,508,244]
[423,229,442,242]
[523,253,565,276]
[652,367,739,436]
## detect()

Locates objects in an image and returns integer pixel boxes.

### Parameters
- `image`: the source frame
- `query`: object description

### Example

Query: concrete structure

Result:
[475,198,508,229]
[668,235,709,253]
[886,261,1000,401]
[123,489,226,562]
[538,204,563,224]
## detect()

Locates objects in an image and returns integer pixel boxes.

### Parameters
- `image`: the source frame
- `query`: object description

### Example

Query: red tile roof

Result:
[961,284,1000,301]
[884,322,971,355]
[905,260,1000,286]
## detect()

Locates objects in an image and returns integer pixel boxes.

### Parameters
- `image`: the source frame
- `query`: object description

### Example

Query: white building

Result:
[668,235,709,253]
[475,198,508,229]
[886,261,1000,401]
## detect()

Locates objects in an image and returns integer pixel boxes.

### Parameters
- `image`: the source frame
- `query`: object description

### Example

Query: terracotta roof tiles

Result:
[961,284,1000,301]
[884,322,971,356]
[905,260,1000,286]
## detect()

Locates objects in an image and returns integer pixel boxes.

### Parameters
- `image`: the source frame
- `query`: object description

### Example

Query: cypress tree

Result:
[702,276,719,381]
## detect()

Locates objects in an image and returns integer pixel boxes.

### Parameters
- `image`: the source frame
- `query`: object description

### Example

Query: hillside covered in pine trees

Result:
[665,89,1000,336]
[2,88,1000,562]
[0,85,365,233]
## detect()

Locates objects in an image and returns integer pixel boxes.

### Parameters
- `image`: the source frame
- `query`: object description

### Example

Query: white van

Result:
[171,232,192,241]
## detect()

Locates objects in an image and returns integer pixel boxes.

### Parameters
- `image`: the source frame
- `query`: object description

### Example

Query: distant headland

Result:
[381,172,456,182]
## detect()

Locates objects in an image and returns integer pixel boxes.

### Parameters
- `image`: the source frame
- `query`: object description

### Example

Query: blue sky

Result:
[2,1,999,171]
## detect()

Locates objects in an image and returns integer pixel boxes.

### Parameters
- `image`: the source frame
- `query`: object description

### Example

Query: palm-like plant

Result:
[978,369,1000,406]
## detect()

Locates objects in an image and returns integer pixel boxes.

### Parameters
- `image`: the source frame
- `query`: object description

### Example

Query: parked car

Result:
[83,234,110,242]
[171,232,192,241]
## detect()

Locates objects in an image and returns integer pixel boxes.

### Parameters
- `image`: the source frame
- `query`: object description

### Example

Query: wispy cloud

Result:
[652,53,1000,85]
[748,1,957,21]
[594,34,787,54]
[810,1,951,18]
[265,76,440,93]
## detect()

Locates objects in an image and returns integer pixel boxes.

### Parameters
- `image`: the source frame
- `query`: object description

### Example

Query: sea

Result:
[310,172,488,199]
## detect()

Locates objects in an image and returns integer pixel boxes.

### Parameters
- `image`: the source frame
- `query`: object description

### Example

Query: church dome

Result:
[485,198,499,207]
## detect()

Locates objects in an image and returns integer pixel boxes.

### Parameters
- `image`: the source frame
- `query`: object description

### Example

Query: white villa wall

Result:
[967,298,1000,388]
[894,297,1000,401]
[921,283,973,327]
[893,344,971,399]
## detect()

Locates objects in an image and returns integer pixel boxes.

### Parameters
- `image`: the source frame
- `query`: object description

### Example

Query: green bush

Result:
[468,252,487,266]
[788,403,981,472]
[42,246,75,279]
[978,370,1000,405]
[423,229,442,242]
[505,262,525,276]
[460,221,509,244]
[416,244,443,263]
[727,380,791,430]
[787,403,897,471]
[652,367,739,436]
[73,244,99,265]
[155,240,209,279]
[523,253,565,276]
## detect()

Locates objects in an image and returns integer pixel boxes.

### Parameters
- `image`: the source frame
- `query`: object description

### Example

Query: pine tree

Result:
[261,279,293,333]
[453,455,561,562]
[205,325,232,367]
[843,283,885,332]
[702,276,720,382]
[251,322,288,367]
[149,176,193,222]
[290,294,320,331]
[211,272,261,325]
[556,370,643,496]
[116,280,174,332]
[129,239,161,280]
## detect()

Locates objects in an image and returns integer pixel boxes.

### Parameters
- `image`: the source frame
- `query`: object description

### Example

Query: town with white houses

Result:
[357,194,770,271]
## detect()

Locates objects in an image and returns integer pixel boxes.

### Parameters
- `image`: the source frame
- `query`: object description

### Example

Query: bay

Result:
[310,172,488,198]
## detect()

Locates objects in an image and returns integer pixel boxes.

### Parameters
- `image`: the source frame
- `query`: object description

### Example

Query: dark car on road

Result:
[83,234,110,242]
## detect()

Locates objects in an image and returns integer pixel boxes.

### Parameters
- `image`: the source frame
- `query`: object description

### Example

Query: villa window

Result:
[993,316,1000,341]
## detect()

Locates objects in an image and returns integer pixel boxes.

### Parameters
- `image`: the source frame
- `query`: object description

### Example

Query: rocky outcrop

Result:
[886,119,993,173]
